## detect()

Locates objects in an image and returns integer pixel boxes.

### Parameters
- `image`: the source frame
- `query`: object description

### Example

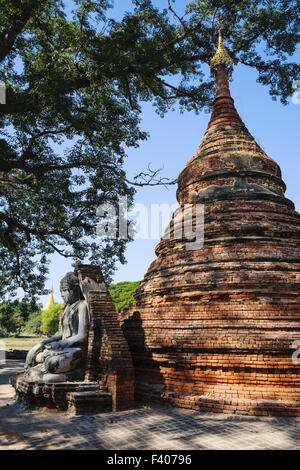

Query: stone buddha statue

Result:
[24,272,89,383]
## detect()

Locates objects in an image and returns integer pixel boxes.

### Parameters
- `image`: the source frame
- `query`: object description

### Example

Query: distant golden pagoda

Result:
[43,288,54,311]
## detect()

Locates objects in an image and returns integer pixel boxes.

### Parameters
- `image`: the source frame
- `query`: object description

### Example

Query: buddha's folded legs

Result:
[44,347,82,374]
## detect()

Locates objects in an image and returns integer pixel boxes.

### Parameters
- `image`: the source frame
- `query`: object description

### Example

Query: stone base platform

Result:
[159,393,300,417]
[10,375,113,415]
[135,384,300,417]
[197,396,300,417]
[67,391,112,415]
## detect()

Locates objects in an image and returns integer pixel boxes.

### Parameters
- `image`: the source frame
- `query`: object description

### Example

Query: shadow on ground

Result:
[0,360,299,450]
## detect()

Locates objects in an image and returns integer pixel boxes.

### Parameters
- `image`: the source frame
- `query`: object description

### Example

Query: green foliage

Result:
[41,303,62,337]
[25,311,42,336]
[0,304,23,336]
[0,298,41,336]
[0,1,299,296]
[109,281,139,312]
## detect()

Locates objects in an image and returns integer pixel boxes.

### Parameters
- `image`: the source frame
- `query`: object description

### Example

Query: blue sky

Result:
[40,0,300,305]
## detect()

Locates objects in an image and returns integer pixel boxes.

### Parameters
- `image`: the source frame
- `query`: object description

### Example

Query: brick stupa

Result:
[121,30,300,416]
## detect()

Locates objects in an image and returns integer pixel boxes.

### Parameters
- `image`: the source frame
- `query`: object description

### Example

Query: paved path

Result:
[0,360,300,450]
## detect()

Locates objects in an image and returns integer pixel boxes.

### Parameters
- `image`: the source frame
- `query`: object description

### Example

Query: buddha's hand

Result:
[44,341,61,350]
[24,343,44,369]
[41,338,53,347]
[57,339,69,349]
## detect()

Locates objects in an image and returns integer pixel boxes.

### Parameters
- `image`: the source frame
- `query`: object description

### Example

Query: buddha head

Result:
[60,272,82,305]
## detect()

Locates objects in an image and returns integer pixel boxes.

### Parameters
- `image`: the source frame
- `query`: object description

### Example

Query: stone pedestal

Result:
[11,264,135,414]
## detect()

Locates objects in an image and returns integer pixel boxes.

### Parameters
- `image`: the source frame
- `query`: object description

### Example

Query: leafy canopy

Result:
[41,303,63,336]
[0,298,41,335]
[109,281,139,311]
[25,310,43,336]
[0,0,299,298]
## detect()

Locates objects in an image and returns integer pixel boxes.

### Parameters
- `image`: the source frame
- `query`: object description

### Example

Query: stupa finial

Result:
[210,14,233,74]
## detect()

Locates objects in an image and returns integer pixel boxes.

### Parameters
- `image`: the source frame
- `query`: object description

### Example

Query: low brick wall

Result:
[76,265,135,412]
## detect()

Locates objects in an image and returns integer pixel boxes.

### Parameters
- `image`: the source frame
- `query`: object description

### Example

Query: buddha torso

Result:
[61,300,82,340]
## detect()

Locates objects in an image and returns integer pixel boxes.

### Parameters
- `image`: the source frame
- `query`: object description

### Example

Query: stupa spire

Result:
[210,15,233,73]
[184,19,268,169]
[210,15,233,99]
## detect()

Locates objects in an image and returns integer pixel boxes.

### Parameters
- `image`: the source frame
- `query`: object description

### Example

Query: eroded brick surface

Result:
[76,265,135,411]
[120,66,300,416]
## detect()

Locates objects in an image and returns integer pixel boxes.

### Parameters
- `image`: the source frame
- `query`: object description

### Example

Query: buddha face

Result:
[60,273,81,305]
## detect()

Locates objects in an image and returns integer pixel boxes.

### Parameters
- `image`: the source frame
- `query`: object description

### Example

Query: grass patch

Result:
[0,335,45,352]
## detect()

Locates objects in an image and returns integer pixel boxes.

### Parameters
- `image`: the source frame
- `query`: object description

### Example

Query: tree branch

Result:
[0,173,35,185]
[155,77,200,101]
[123,76,141,112]
[0,158,177,187]
[0,211,74,257]
[168,0,186,30]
